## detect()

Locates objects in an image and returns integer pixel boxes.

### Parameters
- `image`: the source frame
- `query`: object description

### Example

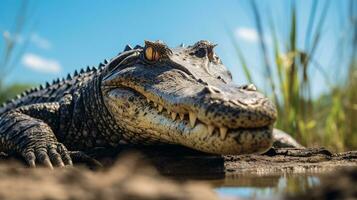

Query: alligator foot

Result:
[272,128,304,148]
[69,151,103,169]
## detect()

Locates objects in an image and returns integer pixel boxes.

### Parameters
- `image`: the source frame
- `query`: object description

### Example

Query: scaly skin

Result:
[0,40,277,168]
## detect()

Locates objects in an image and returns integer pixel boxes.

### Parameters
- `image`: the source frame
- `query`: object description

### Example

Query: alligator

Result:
[0,40,292,168]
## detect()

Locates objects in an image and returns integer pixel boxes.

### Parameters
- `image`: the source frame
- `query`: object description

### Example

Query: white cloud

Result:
[235,27,259,43]
[30,33,51,50]
[22,53,61,74]
[235,27,272,45]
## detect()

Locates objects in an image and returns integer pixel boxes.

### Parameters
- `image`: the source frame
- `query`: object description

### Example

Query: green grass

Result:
[0,84,33,104]
[231,0,356,151]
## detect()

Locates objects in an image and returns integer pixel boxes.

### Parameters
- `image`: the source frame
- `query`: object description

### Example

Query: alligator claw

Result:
[22,142,73,169]
[69,151,103,169]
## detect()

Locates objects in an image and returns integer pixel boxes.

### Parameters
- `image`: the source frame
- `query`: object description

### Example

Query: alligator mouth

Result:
[144,96,271,140]
[105,85,272,141]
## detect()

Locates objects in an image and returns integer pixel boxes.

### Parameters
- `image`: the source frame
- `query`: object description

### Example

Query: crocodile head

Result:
[101,40,277,155]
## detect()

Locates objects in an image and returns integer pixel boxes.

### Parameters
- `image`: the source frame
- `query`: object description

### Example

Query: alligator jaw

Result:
[142,91,272,141]
[103,87,273,155]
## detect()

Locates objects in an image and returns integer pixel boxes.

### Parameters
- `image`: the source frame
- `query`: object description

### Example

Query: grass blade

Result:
[227,29,254,83]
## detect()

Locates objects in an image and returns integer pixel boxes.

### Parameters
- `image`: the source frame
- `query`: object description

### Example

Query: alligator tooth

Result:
[219,127,228,140]
[158,105,163,112]
[189,112,197,128]
[167,109,171,115]
[207,125,214,136]
[147,99,150,103]
[154,102,158,107]
[179,113,185,121]
[171,112,177,120]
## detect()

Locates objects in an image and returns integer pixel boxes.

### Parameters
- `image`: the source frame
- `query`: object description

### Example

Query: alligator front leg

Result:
[0,103,72,168]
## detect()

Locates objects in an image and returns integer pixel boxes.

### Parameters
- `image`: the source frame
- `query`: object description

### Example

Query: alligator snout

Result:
[193,83,277,130]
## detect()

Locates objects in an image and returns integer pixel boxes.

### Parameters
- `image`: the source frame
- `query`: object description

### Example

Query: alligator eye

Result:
[145,46,154,61]
[145,46,161,62]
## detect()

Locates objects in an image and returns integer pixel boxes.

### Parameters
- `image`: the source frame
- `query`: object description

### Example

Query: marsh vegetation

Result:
[229,0,356,151]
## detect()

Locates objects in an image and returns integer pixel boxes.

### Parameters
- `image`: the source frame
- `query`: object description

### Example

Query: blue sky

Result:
[0,0,352,97]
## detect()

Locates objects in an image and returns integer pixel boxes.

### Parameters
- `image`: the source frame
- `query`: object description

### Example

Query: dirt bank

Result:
[225,148,357,175]
[0,146,356,200]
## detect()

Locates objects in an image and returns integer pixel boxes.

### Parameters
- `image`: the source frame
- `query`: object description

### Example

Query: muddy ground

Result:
[0,146,356,200]
[0,152,217,200]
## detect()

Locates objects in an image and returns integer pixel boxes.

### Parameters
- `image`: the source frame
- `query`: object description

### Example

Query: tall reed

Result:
[0,0,32,103]
[230,0,356,151]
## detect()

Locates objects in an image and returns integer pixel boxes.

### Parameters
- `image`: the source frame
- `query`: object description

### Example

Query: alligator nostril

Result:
[241,84,257,91]
[203,85,221,94]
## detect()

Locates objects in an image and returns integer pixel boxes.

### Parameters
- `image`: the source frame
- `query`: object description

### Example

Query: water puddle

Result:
[208,174,321,199]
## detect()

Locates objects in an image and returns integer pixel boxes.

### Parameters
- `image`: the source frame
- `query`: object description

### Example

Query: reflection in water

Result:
[212,174,321,199]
